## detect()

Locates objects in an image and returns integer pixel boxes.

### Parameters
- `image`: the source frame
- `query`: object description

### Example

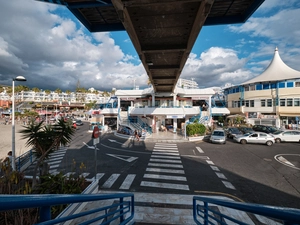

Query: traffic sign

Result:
[92,126,100,139]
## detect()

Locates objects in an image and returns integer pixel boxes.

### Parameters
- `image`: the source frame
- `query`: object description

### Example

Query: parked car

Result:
[226,127,243,139]
[209,129,226,144]
[234,132,275,146]
[238,126,255,134]
[252,125,279,134]
[76,120,84,126]
[272,130,300,143]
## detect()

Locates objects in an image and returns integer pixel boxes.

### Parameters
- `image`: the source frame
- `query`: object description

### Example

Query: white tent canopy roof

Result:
[242,48,300,85]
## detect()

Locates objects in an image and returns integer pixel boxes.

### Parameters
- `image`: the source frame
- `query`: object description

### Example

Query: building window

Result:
[278,82,285,88]
[261,100,266,107]
[295,82,300,87]
[256,84,262,90]
[287,82,294,88]
[294,98,300,106]
[245,100,249,107]
[250,100,254,107]
[244,86,249,91]
[280,99,286,106]
[263,84,270,89]
[267,99,272,107]
[287,98,293,106]
[270,83,276,89]
[250,85,255,91]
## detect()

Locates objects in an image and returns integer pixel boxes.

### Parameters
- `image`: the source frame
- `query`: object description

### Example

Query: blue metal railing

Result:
[16,149,34,172]
[193,196,300,225]
[0,193,134,225]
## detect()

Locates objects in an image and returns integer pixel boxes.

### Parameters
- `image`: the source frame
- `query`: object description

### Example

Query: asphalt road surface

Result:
[23,122,300,209]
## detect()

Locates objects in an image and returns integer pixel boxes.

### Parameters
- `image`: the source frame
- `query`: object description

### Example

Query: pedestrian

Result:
[134,130,139,141]
[73,122,77,129]
[2,151,13,171]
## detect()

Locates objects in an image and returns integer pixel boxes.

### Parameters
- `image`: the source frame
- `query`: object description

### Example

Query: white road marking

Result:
[148,163,183,168]
[153,149,178,153]
[144,174,187,181]
[146,168,185,174]
[210,166,220,171]
[102,174,120,188]
[149,158,182,163]
[120,174,136,190]
[152,152,179,155]
[196,146,204,153]
[47,160,62,165]
[106,153,138,162]
[206,160,215,165]
[151,155,180,159]
[141,181,189,190]
[278,156,295,166]
[215,172,227,180]
[222,181,236,190]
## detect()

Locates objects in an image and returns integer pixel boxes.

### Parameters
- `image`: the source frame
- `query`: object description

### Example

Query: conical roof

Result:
[242,48,300,85]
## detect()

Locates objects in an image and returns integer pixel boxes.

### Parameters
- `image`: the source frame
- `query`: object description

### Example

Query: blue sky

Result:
[0,0,300,91]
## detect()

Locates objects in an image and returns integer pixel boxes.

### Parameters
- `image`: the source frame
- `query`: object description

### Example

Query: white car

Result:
[234,132,275,146]
[209,130,226,144]
[272,130,300,143]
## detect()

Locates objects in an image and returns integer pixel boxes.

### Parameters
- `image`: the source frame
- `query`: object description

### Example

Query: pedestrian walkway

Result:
[145,130,187,143]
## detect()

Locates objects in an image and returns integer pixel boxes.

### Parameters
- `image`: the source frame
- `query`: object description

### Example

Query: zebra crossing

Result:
[140,143,189,191]
[25,143,190,192]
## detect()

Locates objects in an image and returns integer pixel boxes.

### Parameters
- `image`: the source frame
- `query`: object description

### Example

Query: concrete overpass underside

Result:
[36,0,264,92]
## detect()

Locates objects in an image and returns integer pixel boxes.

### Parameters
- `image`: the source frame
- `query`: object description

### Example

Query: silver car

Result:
[234,132,275,146]
[272,130,300,143]
[209,130,226,144]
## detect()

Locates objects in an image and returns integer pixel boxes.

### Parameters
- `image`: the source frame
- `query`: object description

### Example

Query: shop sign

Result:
[166,115,184,119]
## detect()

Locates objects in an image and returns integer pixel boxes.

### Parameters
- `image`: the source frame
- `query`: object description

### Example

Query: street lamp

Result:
[12,76,26,171]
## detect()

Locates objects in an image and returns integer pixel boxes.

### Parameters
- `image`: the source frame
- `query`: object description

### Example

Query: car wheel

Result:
[223,141,226,144]
[240,139,247,144]
[266,141,273,146]
[275,138,281,143]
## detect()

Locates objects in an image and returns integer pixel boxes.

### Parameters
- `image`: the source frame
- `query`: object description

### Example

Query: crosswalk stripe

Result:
[140,181,189,190]
[48,156,63,161]
[49,153,65,158]
[148,163,183,168]
[102,174,120,188]
[50,164,59,169]
[65,172,75,177]
[149,158,182,163]
[153,147,178,150]
[222,181,236,190]
[47,160,62,165]
[146,168,185,174]
[151,155,180,159]
[119,174,136,190]
[144,174,187,181]
[155,144,177,147]
[152,152,179,155]
[153,149,178,153]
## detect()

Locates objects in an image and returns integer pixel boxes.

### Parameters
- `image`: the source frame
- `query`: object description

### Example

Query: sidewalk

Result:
[0,122,30,160]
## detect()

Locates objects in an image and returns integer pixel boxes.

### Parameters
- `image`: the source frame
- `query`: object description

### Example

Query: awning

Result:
[211,108,230,115]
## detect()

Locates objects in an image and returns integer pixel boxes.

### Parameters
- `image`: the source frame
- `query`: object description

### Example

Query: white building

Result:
[224,48,300,128]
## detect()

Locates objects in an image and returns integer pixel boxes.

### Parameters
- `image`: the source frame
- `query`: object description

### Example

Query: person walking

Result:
[134,130,139,141]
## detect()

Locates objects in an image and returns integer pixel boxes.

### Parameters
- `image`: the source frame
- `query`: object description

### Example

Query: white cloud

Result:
[182,47,252,87]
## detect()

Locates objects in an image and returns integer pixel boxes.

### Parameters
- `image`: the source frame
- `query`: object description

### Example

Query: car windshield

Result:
[268,126,278,132]
[273,130,283,135]
[213,131,224,136]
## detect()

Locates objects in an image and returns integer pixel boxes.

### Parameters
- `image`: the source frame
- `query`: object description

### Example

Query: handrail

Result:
[16,149,35,172]
[193,196,300,225]
[0,193,134,225]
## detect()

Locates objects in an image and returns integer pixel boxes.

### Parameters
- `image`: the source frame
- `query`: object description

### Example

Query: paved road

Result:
[23,123,300,209]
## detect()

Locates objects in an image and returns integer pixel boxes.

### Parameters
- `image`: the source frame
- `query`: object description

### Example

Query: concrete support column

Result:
[118,97,120,108]
[208,96,212,126]
[173,118,177,133]
[152,93,155,107]
[173,94,176,107]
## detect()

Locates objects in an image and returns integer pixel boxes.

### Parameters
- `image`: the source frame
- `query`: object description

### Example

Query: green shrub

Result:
[186,123,206,136]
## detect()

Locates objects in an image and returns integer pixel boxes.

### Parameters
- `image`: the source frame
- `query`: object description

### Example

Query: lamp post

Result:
[12,76,26,171]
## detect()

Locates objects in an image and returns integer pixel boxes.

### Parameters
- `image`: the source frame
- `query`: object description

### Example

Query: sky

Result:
[0,0,300,92]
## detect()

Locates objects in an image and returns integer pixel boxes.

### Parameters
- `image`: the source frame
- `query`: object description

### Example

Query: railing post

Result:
[40,205,51,222]
[204,202,208,225]
[120,197,124,223]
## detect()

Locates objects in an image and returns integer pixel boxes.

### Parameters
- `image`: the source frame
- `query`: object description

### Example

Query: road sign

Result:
[93,137,99,145]
[92,126,100,138]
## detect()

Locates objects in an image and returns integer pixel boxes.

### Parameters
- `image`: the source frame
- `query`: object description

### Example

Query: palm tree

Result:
[20,118,75,187]
[32,87,40,93]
